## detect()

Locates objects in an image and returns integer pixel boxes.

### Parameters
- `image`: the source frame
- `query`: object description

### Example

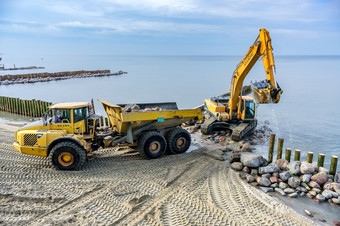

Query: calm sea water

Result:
[1,55,339,167]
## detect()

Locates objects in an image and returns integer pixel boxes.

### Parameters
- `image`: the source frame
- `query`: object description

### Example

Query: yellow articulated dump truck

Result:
[13,100,202,170]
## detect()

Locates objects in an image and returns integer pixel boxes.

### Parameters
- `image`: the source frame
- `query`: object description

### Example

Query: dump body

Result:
[98,100,203,135]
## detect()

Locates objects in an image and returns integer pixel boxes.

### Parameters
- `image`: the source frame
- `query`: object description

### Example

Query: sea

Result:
[0,55,339,168]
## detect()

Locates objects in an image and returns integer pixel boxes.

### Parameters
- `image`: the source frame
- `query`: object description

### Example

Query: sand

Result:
[0,124,315,225]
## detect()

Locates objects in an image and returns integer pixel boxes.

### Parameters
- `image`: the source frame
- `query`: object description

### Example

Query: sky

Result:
[0,0,339,56]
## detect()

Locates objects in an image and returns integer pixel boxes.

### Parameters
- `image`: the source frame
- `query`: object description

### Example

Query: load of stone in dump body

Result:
[122,104,165,112]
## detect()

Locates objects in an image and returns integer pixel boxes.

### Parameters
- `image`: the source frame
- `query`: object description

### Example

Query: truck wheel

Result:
[49,141,86,170]
[138,131,166,159]
[167,128,191,154]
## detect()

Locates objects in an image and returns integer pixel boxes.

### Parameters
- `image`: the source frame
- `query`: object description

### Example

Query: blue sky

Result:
[0,0,339,55]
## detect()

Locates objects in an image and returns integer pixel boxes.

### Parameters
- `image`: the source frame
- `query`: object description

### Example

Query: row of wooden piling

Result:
[268,133,338,175]
[99,116,112,127]
[0,96,52,117]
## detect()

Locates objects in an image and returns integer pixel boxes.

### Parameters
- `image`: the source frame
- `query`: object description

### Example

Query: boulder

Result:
[331,183,340,194]
[250,169,258,176]
[275,159,288,170]
[332,198,340,205]
[259,187,273,193]
[229,151,241,163]
[269,176,278,184]
[262,173,271,179]
[246,174,255,183]
[322,190,337,199]
[311,172,328,186]
[308,190,317,197]
[274,188,286,196]
[279,171,291,182]
[318,167,329,174]
[242,166,250,173]
[323,183,332,190]
[231,162,243,171]
[288,177,301,188]
[259,163,280,174]
[279,182,288,189]
[271,183,278,188]
[335,171,340,183]
[296,186,307,193]
[301,182,311,190]
[300,162,315,174]
[241,143,252,152]
[284,188,295,194]
[287,161,301,175]
[249,182,258,187]
[300,174,312,183]
[240,153,265,168]
[257,177,271,187]
[312,188,321,194]
[316,194,326,201]
[289,192,298,198]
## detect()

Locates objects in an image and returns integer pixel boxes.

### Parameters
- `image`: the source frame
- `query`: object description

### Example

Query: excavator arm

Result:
[228,28,282,119]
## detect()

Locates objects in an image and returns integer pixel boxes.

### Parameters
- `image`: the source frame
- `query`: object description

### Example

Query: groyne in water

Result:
[0,70,127,85]
[0,96,52,117]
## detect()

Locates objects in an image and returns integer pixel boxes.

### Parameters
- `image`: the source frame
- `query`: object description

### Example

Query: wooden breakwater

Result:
[0,70,127,85]
[267,133,338,175]
[0,96,52,117]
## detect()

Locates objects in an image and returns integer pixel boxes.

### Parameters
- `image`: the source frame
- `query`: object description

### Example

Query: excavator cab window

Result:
[245,101,255,119]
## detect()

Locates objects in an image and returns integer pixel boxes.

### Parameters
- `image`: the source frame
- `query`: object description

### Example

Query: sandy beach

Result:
[0,123,316,225]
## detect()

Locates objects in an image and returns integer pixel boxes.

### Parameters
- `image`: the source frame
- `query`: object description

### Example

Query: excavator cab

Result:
[237,96,256,121]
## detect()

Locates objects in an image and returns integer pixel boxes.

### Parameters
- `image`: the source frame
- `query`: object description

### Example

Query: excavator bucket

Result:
[251,80,282,104]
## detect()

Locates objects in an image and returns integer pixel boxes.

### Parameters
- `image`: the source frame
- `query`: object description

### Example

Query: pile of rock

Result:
[230,152,340,205]
[122,104,165,113]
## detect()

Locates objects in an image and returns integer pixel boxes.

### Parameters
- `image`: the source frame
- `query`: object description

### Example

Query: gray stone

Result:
[284,188,295,194]
[242,166,250,173]
[332,198,340,205]
[250,169,258,176]
[331,183,340,194]
[308,181,321,189]
[316,194,326,201]
[296,186,307,193]
[300,192,306,197]
[241,143,252,152]
[289,192,298,198]
[231,162,243,171]
[300,162,315,174]
[241,153,265,168]
[275,188,286,196]
[335,171,340,183]
[259,163,280,174]
[272,172,279,178]
[257,177,271,187]
[318,167,329,174]
[262,173,271,179]
[311,172,328,185]
[279,182,288,189]
[300,174,312,183]
[322,189,338,199]
[288,177,301,188]
[301,182,311,190]
[287,161,301,175]
[259,187,274,193]
[304,209,313,217]
[275,159,288,170]
[308,190,317,197]
[245,174,255,183]
[312,188,321,194]
[279,171,291,182]
[270,183,278,188]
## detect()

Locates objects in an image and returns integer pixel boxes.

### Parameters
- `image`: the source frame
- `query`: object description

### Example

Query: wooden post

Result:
[317,154,325,167]
[306,152,313,163]
[100,116,104,127]
[285,148,291,162]
[294,149,301,161]
[276,138,284,160]
[268,133,275,163]
[330,155,338,176]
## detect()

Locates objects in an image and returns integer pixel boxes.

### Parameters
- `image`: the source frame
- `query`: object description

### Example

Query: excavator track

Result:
[200,118,217,135]
[231,120,257,141]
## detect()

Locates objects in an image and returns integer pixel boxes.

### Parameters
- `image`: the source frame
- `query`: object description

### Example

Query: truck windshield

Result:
[245,101,255,119]
[73,107,89,123]
[53,109,71,123]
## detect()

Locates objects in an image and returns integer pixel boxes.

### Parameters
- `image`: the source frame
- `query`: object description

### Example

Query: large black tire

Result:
[49,141,86,170]
[166,128,191,154]
[138,131,166,159]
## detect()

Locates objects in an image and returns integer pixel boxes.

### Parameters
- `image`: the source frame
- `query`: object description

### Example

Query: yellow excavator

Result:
[201,28,283,141]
